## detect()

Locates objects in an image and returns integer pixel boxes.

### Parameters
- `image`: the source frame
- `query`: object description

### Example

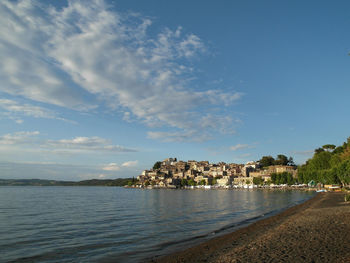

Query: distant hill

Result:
[0,178,132,186]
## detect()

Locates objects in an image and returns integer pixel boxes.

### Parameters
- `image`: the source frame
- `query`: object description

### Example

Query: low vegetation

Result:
[345,193,350,202]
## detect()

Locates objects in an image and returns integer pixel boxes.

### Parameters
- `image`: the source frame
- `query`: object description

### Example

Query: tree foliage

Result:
[322,144,336,151]
[275,154,289,165]
[259,154,295,167]
[259,156,275,167]
[188,179,197,186]
[298,137,350,186]
[271,172,296,185]
[153,161,162,170]
[181,179,188,186]
[252,176,264,185]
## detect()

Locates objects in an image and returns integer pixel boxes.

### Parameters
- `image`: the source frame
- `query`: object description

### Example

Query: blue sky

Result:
[0,0,349,180]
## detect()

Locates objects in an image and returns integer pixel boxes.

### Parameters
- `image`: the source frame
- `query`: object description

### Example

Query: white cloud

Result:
[102,163,120,171]
[147,130,212,143]
[0,0,243,142]
[0,99,73,123]
[230,144,251,151]
[15,119,24,124]
[0,1,93,110]
[0,131,136,153]
[121,160,138,167]
[102,160,138,172]
[78,173,108,180]
[45,136,137,153]
[0,131,40,145]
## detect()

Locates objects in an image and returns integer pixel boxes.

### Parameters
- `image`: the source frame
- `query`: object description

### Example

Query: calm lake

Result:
[0,187,314,262]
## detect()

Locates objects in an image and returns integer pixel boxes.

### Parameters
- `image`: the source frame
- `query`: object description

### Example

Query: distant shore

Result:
[152,192,350,262]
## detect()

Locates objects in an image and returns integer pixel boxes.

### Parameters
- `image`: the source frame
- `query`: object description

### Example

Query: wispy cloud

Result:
[230,144,253,151]
[0,131,136,154]
[46,136,136,153]
[102,163,120,171]
[0,131,40,145]
[147,130,212,142]
[236,153,252,159]
[121,160,138,167]
[102,160,138,171]
[0,0,243,142]
[0,99,74,123]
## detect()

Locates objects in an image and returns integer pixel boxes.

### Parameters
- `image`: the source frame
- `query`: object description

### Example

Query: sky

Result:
[0,0,350,180]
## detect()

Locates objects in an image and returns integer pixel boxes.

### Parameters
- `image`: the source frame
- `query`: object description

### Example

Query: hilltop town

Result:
[136,157,297,189]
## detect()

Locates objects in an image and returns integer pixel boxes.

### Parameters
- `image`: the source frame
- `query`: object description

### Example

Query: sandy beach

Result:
[152,192,350,263]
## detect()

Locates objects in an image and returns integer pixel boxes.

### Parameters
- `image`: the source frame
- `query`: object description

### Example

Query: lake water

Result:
[0,187,314,262]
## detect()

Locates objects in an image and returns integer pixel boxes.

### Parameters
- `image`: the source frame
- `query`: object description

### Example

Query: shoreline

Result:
[151,192,350,262]
[125,184,318,191]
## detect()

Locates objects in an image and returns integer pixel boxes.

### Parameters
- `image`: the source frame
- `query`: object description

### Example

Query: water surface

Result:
[0,187,314,262]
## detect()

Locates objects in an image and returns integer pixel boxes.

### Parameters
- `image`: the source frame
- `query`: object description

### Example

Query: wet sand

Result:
[152,192,350,263]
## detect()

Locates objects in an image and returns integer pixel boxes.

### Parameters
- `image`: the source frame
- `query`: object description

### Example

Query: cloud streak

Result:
[230,144,252,151]
[0,0,243,141]
[121,160,138,167]
[0,131,136,154]
[102,160,138,171]
[0,131,40,145]
[46,136,136,153]
[0,99,73,123]
[102,163,120,171]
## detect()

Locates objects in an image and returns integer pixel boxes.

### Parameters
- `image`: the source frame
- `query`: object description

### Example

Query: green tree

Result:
[275,154,289,165]
[322,144,336,152]
[333,146,345,155]
[208,178,217,185]
[253,176,264,185]
[335,160,350,186]
[288,157,295,166]
[286,173,295,185]
[298,137,350,185]
[153,161,162,170]
[259,156,275,167]
[271,173,277,184]
[330,154,341,167]
[315,148,325,154]
[188,179,197,186]
[309,151,332,170]
[199,179,206,185]
[181,179,188,187]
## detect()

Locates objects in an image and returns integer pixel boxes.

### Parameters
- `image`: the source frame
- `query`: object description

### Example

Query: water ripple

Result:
[0,187,314,262]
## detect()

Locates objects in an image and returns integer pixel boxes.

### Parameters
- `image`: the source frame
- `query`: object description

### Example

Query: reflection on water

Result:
[0,187,314,262]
